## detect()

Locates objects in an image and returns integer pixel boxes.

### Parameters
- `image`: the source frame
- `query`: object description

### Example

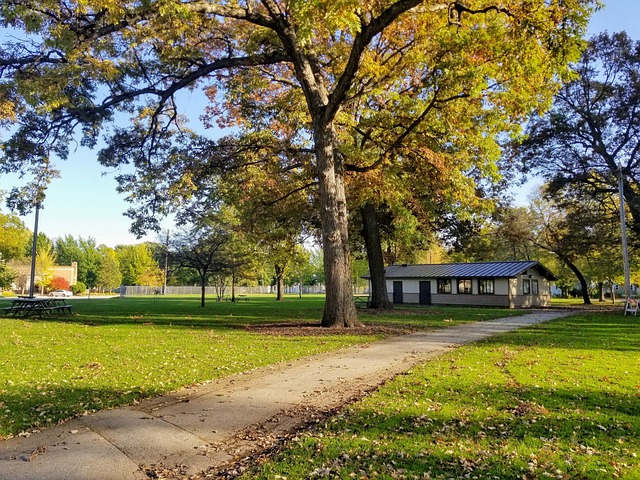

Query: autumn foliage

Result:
[49,276,70,291]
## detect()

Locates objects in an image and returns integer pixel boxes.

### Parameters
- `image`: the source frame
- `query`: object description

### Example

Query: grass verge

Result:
[238,311,640,479]
[0,294,521,439]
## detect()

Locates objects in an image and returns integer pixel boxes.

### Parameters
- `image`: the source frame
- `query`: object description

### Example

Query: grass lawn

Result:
[239,311,640,479]
[0,294,522,439]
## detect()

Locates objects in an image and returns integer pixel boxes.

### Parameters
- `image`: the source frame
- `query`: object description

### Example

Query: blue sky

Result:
[2,0,640,248]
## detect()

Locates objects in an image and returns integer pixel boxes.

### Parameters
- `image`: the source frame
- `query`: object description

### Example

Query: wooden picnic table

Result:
[2,297,73,318]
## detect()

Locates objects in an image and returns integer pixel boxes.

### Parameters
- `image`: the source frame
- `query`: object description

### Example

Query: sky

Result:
[2,1,640,248]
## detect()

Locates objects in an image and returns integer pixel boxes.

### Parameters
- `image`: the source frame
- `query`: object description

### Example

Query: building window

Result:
[479,279,494,294]
[457,278,472,294]
[532,279,539,295]
[437,279,451,293]
[523,279,531,295]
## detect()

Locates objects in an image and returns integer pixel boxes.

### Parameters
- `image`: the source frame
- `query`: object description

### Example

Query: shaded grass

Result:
[239,312,640,479]
[0,294,520,439]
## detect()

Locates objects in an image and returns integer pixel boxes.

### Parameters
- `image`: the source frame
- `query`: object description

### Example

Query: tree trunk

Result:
[275,264,285,301]
[598,281,604,302]
[559,255,591,305]
[315,123,361,327]
[622,178,640,243]
[361,202,392,309]
[200,271,207,307]
[609,280,616,304]
[231,269,236,302]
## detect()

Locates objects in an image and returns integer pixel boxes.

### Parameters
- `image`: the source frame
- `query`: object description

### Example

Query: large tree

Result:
[116,244,162,286]
[96,246,123,292]
[517,32,640,239]
[0,0,595,326]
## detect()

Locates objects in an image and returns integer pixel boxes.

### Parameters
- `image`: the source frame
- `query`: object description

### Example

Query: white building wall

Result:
[495,278,509,296]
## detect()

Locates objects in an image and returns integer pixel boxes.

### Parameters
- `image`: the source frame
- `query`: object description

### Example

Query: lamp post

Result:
[28,202,40,298]
[618,166,632,302]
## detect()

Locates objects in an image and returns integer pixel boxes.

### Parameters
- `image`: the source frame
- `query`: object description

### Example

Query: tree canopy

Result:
[517,31,640,238]
[0,0,596,325]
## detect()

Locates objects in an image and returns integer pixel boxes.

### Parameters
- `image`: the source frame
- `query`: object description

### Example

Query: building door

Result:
[393,281,403,304]
[419,281,431,305]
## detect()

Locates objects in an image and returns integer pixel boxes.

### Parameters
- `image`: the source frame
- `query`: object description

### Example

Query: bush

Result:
[71,281,86,295]
[50,276,71,291]
[1,291,15,297]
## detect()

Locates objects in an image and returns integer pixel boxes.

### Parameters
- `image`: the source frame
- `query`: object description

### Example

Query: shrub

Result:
[71,281,86,295]
[50,276,71,291]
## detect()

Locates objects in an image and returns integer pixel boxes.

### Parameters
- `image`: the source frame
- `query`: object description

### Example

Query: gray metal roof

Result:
[370,261,556,280]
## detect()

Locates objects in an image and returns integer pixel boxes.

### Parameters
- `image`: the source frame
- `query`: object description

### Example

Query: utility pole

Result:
[163,230,170,294]
[618,166,632,305]
[28,203,40,297]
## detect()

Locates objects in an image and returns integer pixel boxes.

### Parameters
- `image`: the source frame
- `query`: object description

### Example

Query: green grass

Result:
[0,294,521,439]
[240,311,640,479]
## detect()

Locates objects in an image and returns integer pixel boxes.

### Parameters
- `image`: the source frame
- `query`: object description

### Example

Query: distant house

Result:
[364,261,556,308]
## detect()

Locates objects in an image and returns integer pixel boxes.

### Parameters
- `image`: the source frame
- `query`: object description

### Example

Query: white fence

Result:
[119,285,326,296]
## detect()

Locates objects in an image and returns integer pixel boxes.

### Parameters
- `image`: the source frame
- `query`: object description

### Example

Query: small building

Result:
[366,261,556,308]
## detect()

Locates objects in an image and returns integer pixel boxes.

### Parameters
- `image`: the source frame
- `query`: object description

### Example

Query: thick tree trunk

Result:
[275,264,285,301]
[559,255,591,305]
[315,123,361,327]
[361,202,392,309]
[622,178,640,243]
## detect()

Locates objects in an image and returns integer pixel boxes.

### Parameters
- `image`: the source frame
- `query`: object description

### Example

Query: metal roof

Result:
[370,261,556,281]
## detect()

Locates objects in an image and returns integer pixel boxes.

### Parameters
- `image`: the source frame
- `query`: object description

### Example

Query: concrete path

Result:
[0,310,574,479]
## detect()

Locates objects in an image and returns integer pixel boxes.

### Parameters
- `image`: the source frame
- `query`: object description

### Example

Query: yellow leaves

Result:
[0,96,17,122]
[289,0,363,44]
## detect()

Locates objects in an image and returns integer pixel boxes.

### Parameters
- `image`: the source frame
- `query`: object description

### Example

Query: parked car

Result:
[49,290,73,297]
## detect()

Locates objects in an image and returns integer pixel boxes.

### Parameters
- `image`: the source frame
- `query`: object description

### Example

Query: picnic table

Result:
[354,294,370,308]
[2,297,73,318]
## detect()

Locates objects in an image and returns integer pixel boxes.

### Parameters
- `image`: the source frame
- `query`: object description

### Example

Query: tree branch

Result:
[262,181,317,207]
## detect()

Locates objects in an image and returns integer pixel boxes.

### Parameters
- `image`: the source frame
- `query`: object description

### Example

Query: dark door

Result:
[419,281,432,305]
[393,281,403,304]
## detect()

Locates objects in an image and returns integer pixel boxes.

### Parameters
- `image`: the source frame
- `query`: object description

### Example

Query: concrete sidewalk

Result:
[0,311,573,479]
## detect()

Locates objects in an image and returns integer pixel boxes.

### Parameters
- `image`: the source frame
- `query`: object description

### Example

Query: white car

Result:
[49,290,73,297]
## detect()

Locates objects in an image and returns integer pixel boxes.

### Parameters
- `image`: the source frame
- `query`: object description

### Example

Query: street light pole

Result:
[28,202,40,298]
[618,166,632,301]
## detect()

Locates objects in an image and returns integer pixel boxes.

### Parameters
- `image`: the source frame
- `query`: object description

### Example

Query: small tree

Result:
[35,244,56,295]
[169,222,231,307]
[71,281,86,295]
[49,276,70,291]
[211,272,228,302]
